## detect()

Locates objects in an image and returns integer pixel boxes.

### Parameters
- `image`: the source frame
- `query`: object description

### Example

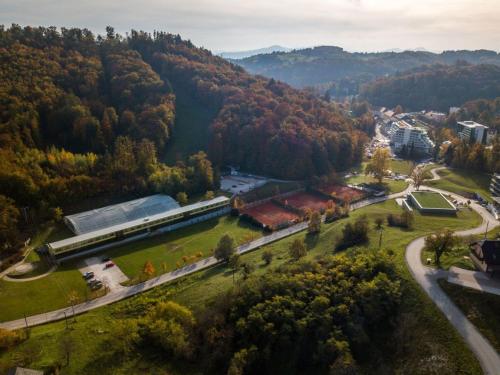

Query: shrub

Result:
[336,216,369,250]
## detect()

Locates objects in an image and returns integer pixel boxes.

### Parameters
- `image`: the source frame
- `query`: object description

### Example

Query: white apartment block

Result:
[390,122,434,155]
[457,121,489,145]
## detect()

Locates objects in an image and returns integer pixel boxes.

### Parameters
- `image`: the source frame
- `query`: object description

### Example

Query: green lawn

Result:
[0,262,94,322]
[428,168,492,202]
[389,159,415,175]
[438,279,500,353]
[0,199,483,374]
[411,191,455,209]
[107,216,262,282]
[345,174,408,194]
[162,86,218,164]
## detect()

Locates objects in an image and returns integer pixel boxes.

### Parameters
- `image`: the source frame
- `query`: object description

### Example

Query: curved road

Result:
[2,169,499,374]
[405,179,500,374]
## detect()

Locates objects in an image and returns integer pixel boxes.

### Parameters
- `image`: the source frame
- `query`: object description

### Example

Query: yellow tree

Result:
[142,260,156,278]
[365,148,390,183]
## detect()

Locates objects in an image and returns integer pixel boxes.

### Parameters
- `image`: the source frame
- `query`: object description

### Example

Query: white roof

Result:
[458,121,488,129]
[50,196,230,252]
[64,194,180,234]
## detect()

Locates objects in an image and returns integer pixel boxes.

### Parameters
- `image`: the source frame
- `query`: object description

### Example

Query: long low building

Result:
[44,196,230,261]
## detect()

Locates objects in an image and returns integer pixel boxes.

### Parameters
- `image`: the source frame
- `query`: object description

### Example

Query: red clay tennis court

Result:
[241,201,301,229]
[281,192,332,212]
[319,185,366,202]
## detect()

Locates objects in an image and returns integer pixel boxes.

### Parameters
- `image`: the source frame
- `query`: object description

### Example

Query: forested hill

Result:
[0,25,368,254]
[360,63,500,111]
[233,46,500,90]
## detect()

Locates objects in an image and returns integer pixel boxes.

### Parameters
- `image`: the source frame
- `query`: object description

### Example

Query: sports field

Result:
[319,184,366,202]
[411,191,454,209]
[241,201,301,229]
[281,192,332,212]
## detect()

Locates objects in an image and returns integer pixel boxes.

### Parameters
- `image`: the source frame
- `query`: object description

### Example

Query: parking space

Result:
[79,256,128,291]
[220,175,268,195]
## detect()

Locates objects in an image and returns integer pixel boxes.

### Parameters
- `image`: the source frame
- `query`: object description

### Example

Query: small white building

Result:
[424,111,447,123]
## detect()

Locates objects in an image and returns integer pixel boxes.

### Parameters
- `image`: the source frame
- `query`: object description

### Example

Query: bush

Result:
[387,211,414,229]
[0,328,22,350]
[336,216,369,250]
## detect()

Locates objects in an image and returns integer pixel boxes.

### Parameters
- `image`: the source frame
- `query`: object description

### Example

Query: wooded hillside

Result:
[0,25,367,254]
[360,63,500,111]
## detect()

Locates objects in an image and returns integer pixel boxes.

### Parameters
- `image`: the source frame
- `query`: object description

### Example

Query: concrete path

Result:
[447,267,500,297]
[404,169,500,375]
[3,265,57,282]
[0,186,412,331]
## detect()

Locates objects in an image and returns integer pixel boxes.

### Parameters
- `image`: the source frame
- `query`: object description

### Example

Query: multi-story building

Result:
[491,173,500,197]
[390,121,434,155]
[457,121,489,144]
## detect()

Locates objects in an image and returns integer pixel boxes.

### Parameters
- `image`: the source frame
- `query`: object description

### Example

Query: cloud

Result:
[0,0,498,52]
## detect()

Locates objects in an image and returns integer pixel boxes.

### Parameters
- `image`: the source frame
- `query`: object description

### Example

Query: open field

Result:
[241,201,301,229]
[0,262,101,322]
[104,216,262,282]
[411,191,455,209]
[0,216,261,321]
[345,174,408,194]
[428,168,492,202]
[438,279,500,353]
[0,199,483,374]
[280,191,331,212]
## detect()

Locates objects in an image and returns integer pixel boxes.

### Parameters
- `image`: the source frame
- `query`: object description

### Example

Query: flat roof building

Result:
[457,121,489,145]
[47,196,231,261]
[390,121,434,156]
[491,174,500,197]
[64,195,180,235]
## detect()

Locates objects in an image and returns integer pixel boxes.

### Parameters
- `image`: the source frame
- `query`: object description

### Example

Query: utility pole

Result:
[64,311,68,330]
[378,228,384,249]
[24,313,29,329]
[484,221,489,239]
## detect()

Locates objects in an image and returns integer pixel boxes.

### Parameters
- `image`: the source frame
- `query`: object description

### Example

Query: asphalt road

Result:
[2,171,499,375]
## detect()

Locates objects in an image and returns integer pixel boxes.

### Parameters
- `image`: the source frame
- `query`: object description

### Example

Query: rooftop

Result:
[458,120,488,129]
[64,195,180,235]
[50,196,230,252]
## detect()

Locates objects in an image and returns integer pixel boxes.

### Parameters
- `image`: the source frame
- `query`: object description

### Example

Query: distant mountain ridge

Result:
[218,45,291,59]
[234,45,500,91]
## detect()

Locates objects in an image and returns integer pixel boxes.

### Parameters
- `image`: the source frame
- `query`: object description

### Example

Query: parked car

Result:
[105,262,115,269]
[90,280,103,290]
[102,256,111,262]
[87,278,100,286]
[82,271,94,280]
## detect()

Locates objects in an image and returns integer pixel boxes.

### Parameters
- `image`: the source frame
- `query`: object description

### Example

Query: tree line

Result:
[0,25,369,255]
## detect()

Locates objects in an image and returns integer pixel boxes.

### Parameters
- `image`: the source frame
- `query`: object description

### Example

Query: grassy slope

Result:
[162,87,219,164]
[438,279,500,354]
[346,159,413,194]
[0,263,92,322]
[0,199,484,374]
[108,216,262,281]
[428,169,492,202]
[0,217,261,321]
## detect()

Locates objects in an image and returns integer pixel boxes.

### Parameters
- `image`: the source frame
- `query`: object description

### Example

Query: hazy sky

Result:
[1,0,499,53]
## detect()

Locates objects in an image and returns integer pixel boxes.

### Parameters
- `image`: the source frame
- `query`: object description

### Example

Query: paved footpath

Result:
[3,172,500,375]
[405,181,500,375]
[1,186,411,331]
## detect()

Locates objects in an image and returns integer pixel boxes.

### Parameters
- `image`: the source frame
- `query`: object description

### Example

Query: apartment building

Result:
[390,121,434,155]
[457,121,489,144]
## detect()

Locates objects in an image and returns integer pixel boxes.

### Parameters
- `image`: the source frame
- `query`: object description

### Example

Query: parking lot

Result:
[79,256,128,291]
[220,175,268,195]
